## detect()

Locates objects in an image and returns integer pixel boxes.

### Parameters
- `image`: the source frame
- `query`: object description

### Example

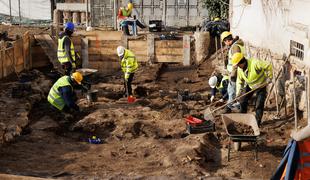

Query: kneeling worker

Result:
[232,52,273,125]
[47,72,83,112]
[209,73,229,103]
[116,46,138,97]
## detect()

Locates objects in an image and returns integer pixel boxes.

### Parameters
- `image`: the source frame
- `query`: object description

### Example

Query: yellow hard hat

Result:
[71,72,83,84]
[231,52,244,66]
[127,3,133,10]
[213,17,220,21]
[221,31,232,42]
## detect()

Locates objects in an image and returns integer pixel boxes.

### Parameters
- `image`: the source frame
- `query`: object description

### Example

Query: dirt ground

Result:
[0,36,306,179]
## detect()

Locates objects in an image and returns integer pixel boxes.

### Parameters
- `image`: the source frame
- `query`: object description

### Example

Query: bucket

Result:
[127,95,136,103]
[87,90,98,102]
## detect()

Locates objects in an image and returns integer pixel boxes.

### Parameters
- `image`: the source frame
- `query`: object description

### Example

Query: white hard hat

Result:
[209,76,218,88]
[116,46,125,57]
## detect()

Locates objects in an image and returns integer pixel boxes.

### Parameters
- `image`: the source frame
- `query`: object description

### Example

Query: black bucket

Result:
[87,90,98,102]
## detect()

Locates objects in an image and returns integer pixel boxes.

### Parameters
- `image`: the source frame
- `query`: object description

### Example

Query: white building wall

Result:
[0,0,51,20]
[231,0,310,66]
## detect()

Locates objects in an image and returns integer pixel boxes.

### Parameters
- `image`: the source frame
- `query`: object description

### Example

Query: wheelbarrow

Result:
[185,115,215,134]
[222,113,260,161]
[204,82,270,121]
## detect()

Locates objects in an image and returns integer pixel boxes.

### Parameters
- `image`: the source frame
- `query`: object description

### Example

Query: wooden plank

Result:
[136,55,148,62]
[155,40,183,48]
[88,48,118,55]
[128,40,147,48]
[183,35,190,66]
[14,39,24,72]
[155,55,183,63]
[0,50,3,78]
[88,40,121,48]
[81,38,89,68]
[155,48,183,56]
[147,34,155,63]
[23,31,30,70]
[3,48,14,77]
[34,34,62,72]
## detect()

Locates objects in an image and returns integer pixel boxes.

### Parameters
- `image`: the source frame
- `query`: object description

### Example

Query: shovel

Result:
[204,82,270,121]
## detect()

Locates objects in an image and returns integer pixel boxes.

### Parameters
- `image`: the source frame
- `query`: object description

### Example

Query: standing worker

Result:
[208,73,229,103]
[57,22,77,75]
[231,52,273,125]
[220,31,246,112]
[117,2,145,35]
[47,72,83,113]
[116,46,138,97]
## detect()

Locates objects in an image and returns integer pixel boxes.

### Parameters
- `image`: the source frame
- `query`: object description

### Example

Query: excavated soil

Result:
[227,123,255,136]
[0,50,305,179]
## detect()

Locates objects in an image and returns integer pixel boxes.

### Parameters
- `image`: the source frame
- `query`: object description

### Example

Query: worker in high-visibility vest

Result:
[220,31,246,112]
[116,46,138,96]
[232,52,273,125]
[208,73,229,103]
[47,72,83,112]
[117,2,145,35]
[57,22,77,75]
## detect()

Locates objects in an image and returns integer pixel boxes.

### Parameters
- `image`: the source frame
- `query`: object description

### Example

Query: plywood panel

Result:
[155,40,183,48]
[155,48,183,56]
[155,55,183,63]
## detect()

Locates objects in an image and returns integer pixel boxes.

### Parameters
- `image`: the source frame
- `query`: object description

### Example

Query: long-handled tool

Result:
[204,82,270,120]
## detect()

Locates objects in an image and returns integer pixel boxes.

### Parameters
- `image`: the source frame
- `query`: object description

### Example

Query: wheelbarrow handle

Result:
[211,82,270,113]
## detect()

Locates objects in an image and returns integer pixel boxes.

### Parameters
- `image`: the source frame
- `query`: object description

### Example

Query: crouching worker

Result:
[232,52,273,126]
[116,46,138,97]
[208,73,229,103]
[47,72,83,113]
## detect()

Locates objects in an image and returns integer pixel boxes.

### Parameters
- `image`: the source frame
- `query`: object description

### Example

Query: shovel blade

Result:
[127,96,136,103]
[204,108,214,121]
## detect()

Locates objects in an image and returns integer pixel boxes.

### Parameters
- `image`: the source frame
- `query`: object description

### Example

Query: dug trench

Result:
[0,52,303,179]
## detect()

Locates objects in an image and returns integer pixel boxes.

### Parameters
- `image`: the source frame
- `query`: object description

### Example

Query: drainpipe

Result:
[113,0,117,30]
[9,0,12,24]
[86,0,89,27]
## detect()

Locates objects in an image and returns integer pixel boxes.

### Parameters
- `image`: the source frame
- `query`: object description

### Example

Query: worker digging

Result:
[0,0,309,179]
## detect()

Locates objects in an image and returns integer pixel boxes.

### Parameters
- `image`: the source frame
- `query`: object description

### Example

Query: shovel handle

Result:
[211,82,269,113]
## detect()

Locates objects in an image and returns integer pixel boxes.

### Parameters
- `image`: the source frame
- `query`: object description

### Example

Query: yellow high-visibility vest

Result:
[236,58,273,95]
[57,36,76,67]
[47,76,72,110]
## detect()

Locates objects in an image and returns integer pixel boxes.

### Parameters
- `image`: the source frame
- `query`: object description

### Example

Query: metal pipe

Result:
[113,0,117,30]
[18,0,21,23]
[293,74,298,130]
[86,0,89,27]
[9,0,12,24]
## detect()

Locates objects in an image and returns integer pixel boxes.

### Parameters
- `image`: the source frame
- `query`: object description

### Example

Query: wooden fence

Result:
[0,32,31,79]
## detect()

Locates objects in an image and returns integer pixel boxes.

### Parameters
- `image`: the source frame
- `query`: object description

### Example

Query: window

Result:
[290,40,304,60]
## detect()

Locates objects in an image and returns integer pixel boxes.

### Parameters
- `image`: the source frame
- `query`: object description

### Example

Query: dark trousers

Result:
[124,73,134,96]
[122,20,146,35]
[239,85,267,125]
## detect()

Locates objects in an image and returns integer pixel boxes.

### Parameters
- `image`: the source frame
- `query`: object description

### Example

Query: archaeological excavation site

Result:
[0,0,309,179]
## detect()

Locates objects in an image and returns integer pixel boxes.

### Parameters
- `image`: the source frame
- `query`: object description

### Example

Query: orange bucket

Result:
[127,96,136,103]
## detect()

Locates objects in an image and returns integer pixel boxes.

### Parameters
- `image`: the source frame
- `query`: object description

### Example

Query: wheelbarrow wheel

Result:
[233,142,241,151]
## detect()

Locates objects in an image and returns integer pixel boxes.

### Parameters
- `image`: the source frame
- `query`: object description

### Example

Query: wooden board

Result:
[155,40,183,48]
[23,31,30,70]
[155,48,183,56]
[155,55,183,63]
[34,34,62,72]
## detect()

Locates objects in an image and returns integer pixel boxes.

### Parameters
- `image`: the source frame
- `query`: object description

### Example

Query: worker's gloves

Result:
[210,95,215,102]
[219,98,224,103]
